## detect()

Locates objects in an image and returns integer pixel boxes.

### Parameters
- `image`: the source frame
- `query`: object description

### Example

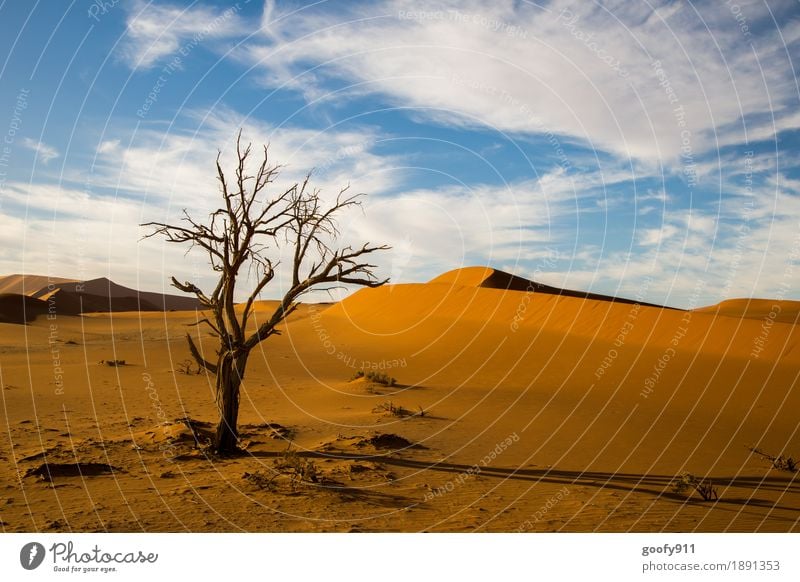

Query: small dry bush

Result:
[176,359,201,375]
[750,447,798,473]
[371,401,426,418]
[351,369,396,386]
[672,473,719,501]
[274,449,319,490]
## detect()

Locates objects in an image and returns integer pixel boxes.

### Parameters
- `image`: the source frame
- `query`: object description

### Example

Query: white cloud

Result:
[638,224,679,247]
[22,138,59,164]
[55,108,406,299]
[90,107,399,212]
[551,186,800,307]
[121,1,246,70]
[238,0,800,166]
[14,106,628,302]
[10,0,800,310]
[97,139,121,154]
[0,182,208,295]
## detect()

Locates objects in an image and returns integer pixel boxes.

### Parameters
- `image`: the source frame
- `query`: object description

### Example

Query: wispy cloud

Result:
[239,0,800,166]
[89,107,399,210]
[22,138,59,164]
[97,139,121,154]
[120,0,246,70]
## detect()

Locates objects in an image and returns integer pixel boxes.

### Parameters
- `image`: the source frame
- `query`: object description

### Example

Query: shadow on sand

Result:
[242,449,800,514]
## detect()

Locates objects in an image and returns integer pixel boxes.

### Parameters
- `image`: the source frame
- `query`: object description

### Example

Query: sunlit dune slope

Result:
[0,274,77,295]
[325,268,798,362]
[2,266,799,532]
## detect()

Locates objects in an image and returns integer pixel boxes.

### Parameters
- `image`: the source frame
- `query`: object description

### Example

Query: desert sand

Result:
[1,267,798,532]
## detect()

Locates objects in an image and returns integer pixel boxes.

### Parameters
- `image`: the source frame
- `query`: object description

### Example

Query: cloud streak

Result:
[120,0,247,70]
[22,138,59,164]
[240,0,800,166]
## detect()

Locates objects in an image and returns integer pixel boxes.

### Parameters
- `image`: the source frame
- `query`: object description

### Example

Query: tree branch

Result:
[186,333,218,374]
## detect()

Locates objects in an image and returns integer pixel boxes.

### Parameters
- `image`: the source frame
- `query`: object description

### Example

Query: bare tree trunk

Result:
[143,132,389,455]
[214,350,249,453]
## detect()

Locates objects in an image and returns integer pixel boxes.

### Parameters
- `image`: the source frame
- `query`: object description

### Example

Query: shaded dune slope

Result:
[32,277,201,313]
[0,293,68,324]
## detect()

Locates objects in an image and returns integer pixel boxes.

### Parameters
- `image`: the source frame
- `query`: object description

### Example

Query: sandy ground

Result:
[1,269,799,532]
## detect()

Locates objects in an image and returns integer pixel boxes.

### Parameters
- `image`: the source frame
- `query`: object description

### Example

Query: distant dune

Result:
[0,274,202,322]
[32,277,202,313]
[694,298,800,324]
[0,274,77,295]
[430,266,668,308]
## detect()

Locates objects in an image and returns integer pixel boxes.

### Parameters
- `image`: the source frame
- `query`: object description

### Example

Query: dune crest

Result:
[0,274,77,295]
[694,298,800,324]
[429,266,665,307]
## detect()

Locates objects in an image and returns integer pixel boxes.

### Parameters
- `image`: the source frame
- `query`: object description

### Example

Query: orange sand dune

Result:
[327,279,799,361]
[694,298,800,324]
[1,266,798,533]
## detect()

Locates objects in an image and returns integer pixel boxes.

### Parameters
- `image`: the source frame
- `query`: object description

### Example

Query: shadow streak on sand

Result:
[242,450,800,514]
[317,480,413,508]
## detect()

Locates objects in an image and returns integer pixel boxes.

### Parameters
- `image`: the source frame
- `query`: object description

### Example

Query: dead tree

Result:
[142,131,389,454]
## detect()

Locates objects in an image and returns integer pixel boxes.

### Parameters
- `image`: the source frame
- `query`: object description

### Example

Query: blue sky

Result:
[1,0,799,308]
